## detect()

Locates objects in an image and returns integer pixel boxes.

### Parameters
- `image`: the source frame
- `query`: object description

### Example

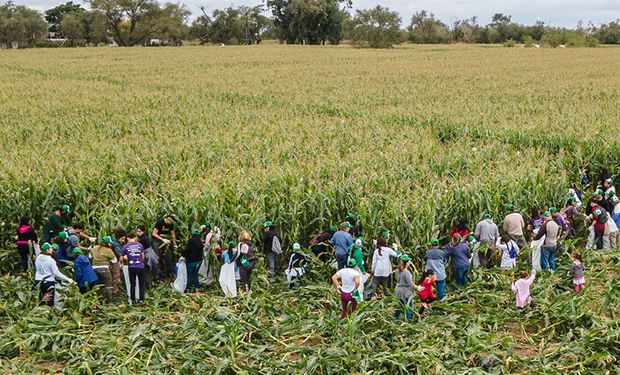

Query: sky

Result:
[13,0,620,28]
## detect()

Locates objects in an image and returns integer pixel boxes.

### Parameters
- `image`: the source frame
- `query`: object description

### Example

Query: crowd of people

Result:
[13,169,620,319]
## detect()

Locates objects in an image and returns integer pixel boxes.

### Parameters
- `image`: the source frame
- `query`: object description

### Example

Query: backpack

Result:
[272,236,282,255]
[508,243,517,259]
[596,208,609,224]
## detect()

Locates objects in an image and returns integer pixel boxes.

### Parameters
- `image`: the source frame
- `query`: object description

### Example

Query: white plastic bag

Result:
[530,236,544,271]
[122,265,140,302]
[356,271,370,302]
[198,257,214,285]
[471,242,481,269]
[218,262,237,297]
[171,260,187,293]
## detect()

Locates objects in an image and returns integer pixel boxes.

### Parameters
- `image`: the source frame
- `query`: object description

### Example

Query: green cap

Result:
[594,208,602,216]
[72,247,82,255]
[568,197,577,203]
[293,243,301,251]
[263,221,273,228]
[431,238,439,246]
[380,229,390,238]
[59,231,68,239]
[102,235,112,243]
[51,244,59,251]
[355,238,363,246]
[543,211,551,217]
[468,235,475,243]
[191,228,201,235]
[483,213,492,219]
[611,196,619,204]
[341,222,351,229]
[329,225,338,232]
[346,213,354,219]
[549,207,557,214]
[347,258,357,267]
[400,254,410,262]
[505,204,514,211]
[595,189,604,196]
[41,243,52,251]
[606,178,614,184]
[228,240,237,247]
[204,220,211,227]
[61,204,70,213]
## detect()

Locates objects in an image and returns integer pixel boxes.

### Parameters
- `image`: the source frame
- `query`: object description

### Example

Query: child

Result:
[511,269,536,309]
[418,269,436,315]
[496,236,519,269]
[568,253,585,292]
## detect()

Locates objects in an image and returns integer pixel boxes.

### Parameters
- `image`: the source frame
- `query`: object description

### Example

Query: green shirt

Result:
[42,213,64,237]
[348,245,365,273]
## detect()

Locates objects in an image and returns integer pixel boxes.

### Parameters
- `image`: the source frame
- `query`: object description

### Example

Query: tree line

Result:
[1,0,619,48]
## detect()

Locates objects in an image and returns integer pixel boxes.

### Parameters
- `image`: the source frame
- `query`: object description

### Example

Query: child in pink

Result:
[568,253,585,292]
[511,269,536,309]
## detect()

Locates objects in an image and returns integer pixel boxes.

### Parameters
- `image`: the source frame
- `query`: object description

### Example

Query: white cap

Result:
[293,243,301,250]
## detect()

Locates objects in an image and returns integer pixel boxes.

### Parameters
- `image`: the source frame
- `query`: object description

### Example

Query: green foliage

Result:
[190,5,270,45]
[523,35,533,47]
[541,32,562,48]
[0,1,48,47]
[44,1,83,32]
[503,39,516,47]
[408,10,451,44]
[596,20,620,44]
[348,5,402,48]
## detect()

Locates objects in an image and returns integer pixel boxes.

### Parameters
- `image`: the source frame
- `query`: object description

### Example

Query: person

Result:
[50,244,61,267]
[91,236,117,301]
[603,178,616,199]
[533,212,560,271]
[152,215,177,278]
[589,202,608,250]
[236,231,256,292]
[562,197,587,237]
[503,204,526,249]
[42,205,70,242]
[219,241,239,297]
[332,258,361,319]
[16,216,37,272]
[137,225,158,288]
[511,269,536,309]
[366,237,398,298]
[202,221,222,284]
[495,236,519,269]
[567,188,582,208]
[549,208,568,239]
[262,221,281,278]
[450,218,469,239]
[68,222,92,253]
[418,269,436,315]
[331,222,353,270]
[72,248,99,293]
[309,225,336,262]
[527,208,545,234]
[579,166,589,188]
[348,238,366,273]
[394,255,421,320]
[34,243,74,306]
[122,233,145,304]
[445,234,471,287]
[344,213,360,238]
[605,205,619,249]
[610,196,620,249]
[473,214,499,268]
[183,228,204,293]
[568,253,585,293]
[57,231,76,263]
[286,243,307,288]
[424,238,446,300]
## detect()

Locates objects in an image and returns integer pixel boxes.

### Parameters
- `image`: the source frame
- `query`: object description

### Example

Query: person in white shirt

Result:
[34,243,73,306]
[332,258,360,319]
[366,237,398,299]
[495,236,519,269]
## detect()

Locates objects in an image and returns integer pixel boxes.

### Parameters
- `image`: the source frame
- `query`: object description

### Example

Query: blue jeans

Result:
[336,253,348,270]
[541,245,556,271]
[436,279,446,300]
[454,267,469,286]
[185,261,200,291]
[394,298,413,320]
[266,252,277,276]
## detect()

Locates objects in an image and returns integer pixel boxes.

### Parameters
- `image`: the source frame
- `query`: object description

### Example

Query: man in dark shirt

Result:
[152,215,177,279]
[262,221,280,278]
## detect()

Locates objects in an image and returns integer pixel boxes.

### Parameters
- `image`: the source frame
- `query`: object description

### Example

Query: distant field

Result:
[0,44,619,373]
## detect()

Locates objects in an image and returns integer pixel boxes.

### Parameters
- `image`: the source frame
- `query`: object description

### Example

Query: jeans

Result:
[265,252,277,276]
[454,267,469,286]
[128,268,145,302]
[435,279,446,300]
[394,298,413,320]
[540,245,556,271]
[185,261,200,291]
[340,291,358,319]
[17,244,30,272]
[336,253,348,270]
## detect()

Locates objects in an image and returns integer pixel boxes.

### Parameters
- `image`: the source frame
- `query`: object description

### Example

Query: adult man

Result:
[424,238,446,300]
[533,212,560,271]
[42,205,70,242]
[331,222,353,270]
[344,213,360,238]
[152,215,177,278]
[503,204,526,249]
[34,243,73,306]
[122,233,146,304]
[309,225,337,262]
[262,221,281,278]
[136,225,158,288]
[474,214,500,268]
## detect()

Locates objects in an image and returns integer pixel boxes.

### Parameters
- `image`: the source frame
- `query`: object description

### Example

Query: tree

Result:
[190,5,270,45]
[60,11,84,46]
[45,1,83,33]
[452,17,479,43]
[266,0,351,45]
[349,5,401,48]
[596,20,620,44]
[408,10,451,44]
[83,10,108,45]
[0,1,48,47]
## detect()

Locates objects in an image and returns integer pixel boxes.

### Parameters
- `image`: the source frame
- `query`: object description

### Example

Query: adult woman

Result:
[367,237,398,298]
[332,258,361,319]
[394,255,420,320]
[450,218,469,239]
[236,231,256,292]
[91,236,117,301]
[16,216,37,272]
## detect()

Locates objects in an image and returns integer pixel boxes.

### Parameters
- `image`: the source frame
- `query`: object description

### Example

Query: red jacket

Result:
[450,228,469,239]
[418,275,436,301]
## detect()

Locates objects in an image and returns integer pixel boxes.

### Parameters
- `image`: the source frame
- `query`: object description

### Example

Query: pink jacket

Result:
[511,272,536,308]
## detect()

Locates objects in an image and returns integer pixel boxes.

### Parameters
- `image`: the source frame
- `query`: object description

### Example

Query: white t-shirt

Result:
[336,268,360,293]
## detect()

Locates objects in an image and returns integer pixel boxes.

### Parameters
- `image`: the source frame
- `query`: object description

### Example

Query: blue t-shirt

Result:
[330,230,353,256]
[122,242,145,269]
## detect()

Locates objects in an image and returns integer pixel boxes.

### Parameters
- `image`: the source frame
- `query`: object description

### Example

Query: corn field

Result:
[0,44,619,372]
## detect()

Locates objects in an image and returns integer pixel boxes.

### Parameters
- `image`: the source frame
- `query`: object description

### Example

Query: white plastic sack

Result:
[171,260,187,293]
[356,271,371,302]
[122,265,140,302]
[530,236,544,271]
[471,242,481,269]
[329,259,338,270]
[586,227,594,250]
[218,262,237,297]
[53,283,65,309]
[198,258,214,285]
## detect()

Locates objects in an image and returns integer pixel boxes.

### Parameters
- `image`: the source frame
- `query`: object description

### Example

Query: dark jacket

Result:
[445,242,471,269]
[262,229,280,254]
[42,213,64,239]
[183,234,204,263]
[74,255,98,287]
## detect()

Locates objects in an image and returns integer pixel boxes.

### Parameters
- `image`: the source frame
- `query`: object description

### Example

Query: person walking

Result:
[366,237,398,299]
[445,234,471,287]
[136,225,158,288]
[236,231,256,293]
[503,204,526,248]
[473,214,499,268]
[331,222,353,270]
[332,258,361,319]
[91,236,117,301]
[533,212,560,271]
[219,241,239,297]
[262,221,281,278]
[16,216,37,272]
[511,270,536,310]
[568,253,585,293]
[121,233,146,304]
[394,255,421,320]
[34,243,74,306]
[182,228,204,293]
[424,238,447,300]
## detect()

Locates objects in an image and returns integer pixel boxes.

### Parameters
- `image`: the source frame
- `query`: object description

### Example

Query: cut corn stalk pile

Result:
[0,45,619,372]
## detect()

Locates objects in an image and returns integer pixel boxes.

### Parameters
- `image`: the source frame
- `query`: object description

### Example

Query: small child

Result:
[568,253,585,292]
[418,269,436,315]
[511,269,536,309]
